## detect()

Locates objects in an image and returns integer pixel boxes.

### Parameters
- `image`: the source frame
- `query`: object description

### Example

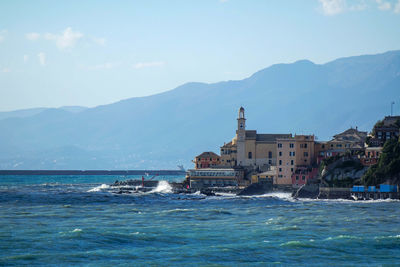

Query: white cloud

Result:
[376,0,391,10]
[45,27,83,50]
[38,52,46,66]
[26,32,40,41]
[23,54,29,63]
[2,67,11,73]
[374,0,400,13]
[349,1,367,11]
[0,30,8,43]
[132,61,165,69]
[395,0,400,13]
[318,0,346,15]
[92,37,106,46]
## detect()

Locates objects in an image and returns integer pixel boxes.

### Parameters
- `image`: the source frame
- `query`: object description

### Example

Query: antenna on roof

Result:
[391,101,395,116]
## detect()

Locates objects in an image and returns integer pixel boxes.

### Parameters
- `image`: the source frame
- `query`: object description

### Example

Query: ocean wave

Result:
[214,192,237,197]
[374,234,400,240]
[87,184,110,192]
[324,235,361,241]
[274,225,301,231]
[148,181,172,194]
[160,208,195,214]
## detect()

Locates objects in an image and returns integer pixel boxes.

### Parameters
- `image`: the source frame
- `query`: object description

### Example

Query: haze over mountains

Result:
[1,50,400,170]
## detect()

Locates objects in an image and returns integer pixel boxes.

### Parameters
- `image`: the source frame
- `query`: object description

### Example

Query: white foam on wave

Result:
[87,184,110,192]
[72,228,82,233]
[149,180,172,194]
[214,192,237,197]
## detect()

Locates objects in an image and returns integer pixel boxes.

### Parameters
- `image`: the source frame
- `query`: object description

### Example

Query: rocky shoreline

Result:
[110,179,399,200]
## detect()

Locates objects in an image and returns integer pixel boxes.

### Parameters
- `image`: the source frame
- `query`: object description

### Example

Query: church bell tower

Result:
[236,107,246,166]
[237,106,246,140]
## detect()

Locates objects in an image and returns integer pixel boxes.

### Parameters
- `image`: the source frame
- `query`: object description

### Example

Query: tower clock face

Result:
[240,123,243,129]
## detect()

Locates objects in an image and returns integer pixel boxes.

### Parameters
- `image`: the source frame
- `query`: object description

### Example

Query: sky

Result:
[0,0,400,111]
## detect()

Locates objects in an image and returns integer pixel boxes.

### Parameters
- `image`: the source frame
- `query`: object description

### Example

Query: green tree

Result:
[363,138,400,185]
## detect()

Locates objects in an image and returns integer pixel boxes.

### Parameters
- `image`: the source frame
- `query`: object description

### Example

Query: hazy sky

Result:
[0,0,400,111]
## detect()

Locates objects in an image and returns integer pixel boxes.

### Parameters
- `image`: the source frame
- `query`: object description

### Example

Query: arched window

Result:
[248,152,252,159]
[268,151,272,158]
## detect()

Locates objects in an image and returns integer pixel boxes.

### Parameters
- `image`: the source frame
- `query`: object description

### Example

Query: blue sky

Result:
[0,0,400,111]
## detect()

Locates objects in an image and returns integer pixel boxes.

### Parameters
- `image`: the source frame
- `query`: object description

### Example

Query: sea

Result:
[1,175,400,266]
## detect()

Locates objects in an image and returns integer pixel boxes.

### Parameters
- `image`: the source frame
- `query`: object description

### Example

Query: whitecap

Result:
[72,228,82,233]
[87,184,110,192]
[149,181,172,194]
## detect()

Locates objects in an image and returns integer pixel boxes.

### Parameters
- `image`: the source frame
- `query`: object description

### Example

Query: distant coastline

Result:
[0,170,185,176]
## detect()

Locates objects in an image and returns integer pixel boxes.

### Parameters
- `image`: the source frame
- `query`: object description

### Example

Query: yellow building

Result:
[220,107,291,169]
[251,167,277,183]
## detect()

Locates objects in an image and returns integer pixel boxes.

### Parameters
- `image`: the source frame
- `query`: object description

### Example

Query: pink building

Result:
[291,166,318,188]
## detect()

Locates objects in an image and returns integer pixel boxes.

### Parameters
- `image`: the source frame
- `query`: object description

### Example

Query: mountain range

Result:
[1,50,400,170]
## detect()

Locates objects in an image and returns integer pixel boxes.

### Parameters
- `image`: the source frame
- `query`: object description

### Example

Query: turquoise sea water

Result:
[1,175,400,266]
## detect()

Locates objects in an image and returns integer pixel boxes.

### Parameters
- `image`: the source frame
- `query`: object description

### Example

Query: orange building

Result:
[194,152,221,169]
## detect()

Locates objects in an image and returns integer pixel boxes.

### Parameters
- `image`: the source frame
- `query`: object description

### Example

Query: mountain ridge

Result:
[1,50,399,169]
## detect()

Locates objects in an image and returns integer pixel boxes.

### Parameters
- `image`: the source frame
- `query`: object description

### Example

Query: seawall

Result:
[0,170,186,176]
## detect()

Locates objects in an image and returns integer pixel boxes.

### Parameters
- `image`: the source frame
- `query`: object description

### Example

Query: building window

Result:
[302,176,306,181]
[279,151,282,156]
[291,168,293,172]
[248,152,252,159]
[291,160,294,165]
[304,152,308,157]
[278,143,282,148]
[304,143,307,148]
[322,144,325,149]
[268,151,272,158]
[290,143,294,148]
[279,168,282,172]
[296,176,299,180]
[268,160,272,164]
[279,160,282,165]
[293,152,295,156]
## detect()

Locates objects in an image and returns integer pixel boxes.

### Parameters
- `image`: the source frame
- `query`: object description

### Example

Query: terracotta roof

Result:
[196,151,220,159]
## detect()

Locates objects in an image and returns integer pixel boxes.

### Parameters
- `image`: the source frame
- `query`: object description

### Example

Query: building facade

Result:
[187,168,245,189]
[276,135,316,186]
[194,152,221,169]
[291,166,318,188]
[220,107,291,169]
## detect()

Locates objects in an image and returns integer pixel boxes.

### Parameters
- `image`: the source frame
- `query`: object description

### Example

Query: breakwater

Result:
[0,169,185,176]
